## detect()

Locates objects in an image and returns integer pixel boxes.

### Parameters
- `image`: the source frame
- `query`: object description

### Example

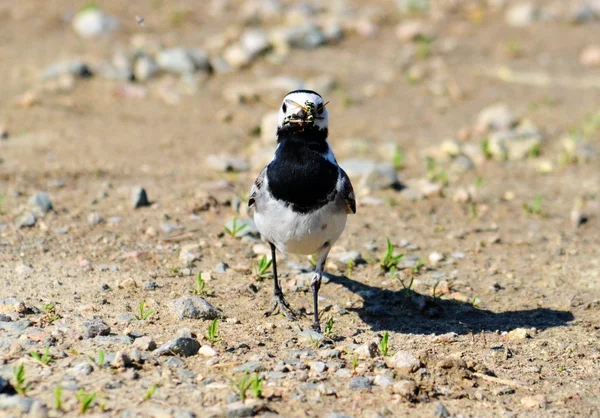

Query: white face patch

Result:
[277,91,329,130]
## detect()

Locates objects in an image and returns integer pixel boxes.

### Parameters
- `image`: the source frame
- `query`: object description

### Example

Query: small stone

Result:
[112,351,132,368]
[374,374,395,387]
[156,48,195,74]
[488,123,543,161]
[393,380,416,397]
[222,44,253,70]
[521,395,547,409]
[310,361,327,373]
[340,159,399,192]
[69,362,93,376]
[133,55,159,81]
[169,297,221,320]
[214,262,228,273]
[492,385,516,396]
[240,28,271,58]
[0,377,16,395]
[0,395,34,413]
[505,2,538,27]
[354,341,379,359]
[580,45,600,67]
[507,328,531,340]
[476,103,517,132]
[87,212,104,225]
[131,187,150,208]
[326,414,351,418]
[199,345,217,357]
[387,351,420,373]
[435,403,450,418]
[29,192,53,214]
[154,337,201,357]
[205,154,249,172]
[144,281,158,291]
[133,336,156,351]
[429,252,445,265]
[118,278,138,289]
[234,360,264,373]
[15,263,33,276]
[224,401,254,418]
[40,60,93,80]
[348,376,372,390]
[72,8,119,38]
[82,319,110,338]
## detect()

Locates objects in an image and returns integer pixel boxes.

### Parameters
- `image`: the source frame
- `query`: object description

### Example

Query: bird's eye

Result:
[317,103,324,114]
[282,103,287,113]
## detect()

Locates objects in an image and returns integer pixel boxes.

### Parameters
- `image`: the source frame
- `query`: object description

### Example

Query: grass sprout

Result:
[136,301,154,321]
[206,319,220,345]
[254,255,272,281]
[380,238,404,272]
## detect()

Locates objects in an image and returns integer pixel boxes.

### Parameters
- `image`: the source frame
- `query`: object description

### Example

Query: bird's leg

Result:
[264,243,299,320]
[311,245,331,333]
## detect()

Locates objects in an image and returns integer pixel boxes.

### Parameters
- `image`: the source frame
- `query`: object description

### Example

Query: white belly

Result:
[254,199,347,255]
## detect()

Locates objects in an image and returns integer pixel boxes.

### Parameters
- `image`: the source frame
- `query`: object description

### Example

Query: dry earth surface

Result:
[1,1,599,417]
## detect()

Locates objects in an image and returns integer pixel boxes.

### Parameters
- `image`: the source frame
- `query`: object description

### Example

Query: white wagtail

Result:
[249,90,356,332]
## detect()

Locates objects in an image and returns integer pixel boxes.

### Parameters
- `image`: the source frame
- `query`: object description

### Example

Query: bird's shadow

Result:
[325,273,574,335]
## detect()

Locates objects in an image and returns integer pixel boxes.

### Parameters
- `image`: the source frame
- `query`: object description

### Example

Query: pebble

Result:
[505,2,538,27]
[144,281,158,291]
[112,350,132,368]
[214,262,228,273]
[224,402,254,418]
[488,123,543,161]
[354,341,379,359]
[393,379,417,397]
[240,28,271,58]
[41,60,93,80]
[429,252,445,265]
[373,374,395,387]
[0,395,34,413]
[205,154,249,172]
[29,192,53,214]
[169,296,221,320]
[154,337,201,357]
[340,159,399,192]
[327,414,352,418]
[580,45,600,67]
[133,55,159,81]
[156,48,196,74]
[492,385,516,396]
[310,361,327,373]
[223,44,253,70]
[199,345,217,357]
[234,360,264,373]
[15,263,33,276]
[69,362,94,376]
[133,336,157,351]
[0,377,15,395]
[348,376,372,390]
[387,351,420,373]
[87,212,104,225]
[72,8,119,38]
[82,318,111,338]
[507,328,531,340]
[435,403,450,418]
[131,187,150,208]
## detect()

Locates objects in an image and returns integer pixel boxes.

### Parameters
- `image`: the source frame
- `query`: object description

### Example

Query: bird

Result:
[248,89,356,332]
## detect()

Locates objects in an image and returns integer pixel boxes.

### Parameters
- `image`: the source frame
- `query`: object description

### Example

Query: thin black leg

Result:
[311,277,322,332]
[270,243,281,297]
[264,242,299,320]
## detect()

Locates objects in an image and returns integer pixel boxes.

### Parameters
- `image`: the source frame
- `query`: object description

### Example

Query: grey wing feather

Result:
[339,168,356,214]
[248,167,266,208]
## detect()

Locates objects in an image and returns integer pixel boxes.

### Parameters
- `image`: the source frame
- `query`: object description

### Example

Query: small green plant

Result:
[469,203,478,219]
[206,319,220,345]
[432,282,444,300]
[481,139,493,159]
[136,301,154,320]
[345,259,355,276]
[379,331,390,356]
[412,258,424,275]
[529,143,541,157]
[475,176,484,188]
[523,195,544,216]
[470,297,482,309]
[324,317,335,337]
[30,346,52,365]
[415,37,431,59]
[399,276,415,292]
[76,389,96,414]
[380,238,404,272]
[0,193,6,215]
[250,374,264,398]
[224,217,248,237]
[144,384,158,401]
[308,335,320,349]
[254,255,273,281]
[96,349,105,367]
[393,146,405,170]
[426,157,449,185]
[191,272,207,296]
[13,363,28,395]
[351,357,359,373]
[233,372,252,402]
[54,386,63,410]
[308,254,317,268]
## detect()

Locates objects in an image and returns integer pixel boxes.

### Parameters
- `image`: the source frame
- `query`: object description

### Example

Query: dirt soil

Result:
[1,1,599,417]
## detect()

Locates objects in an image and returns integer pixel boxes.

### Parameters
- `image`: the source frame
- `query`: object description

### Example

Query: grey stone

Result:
[169,296,221,320]
[163,357,185,367]
[0,394,34,412]
[435,403,450,418]
[82,318,110,338]
[348,376,372,390]
[225,401,254,418]
[214,262,228,273]
[144,281,158,291]
[131,187,150,208]
[233,360,264,373]
[492,385,516,396]
[488,124,543,161]
[69,362,94,376]
[505,2,538,27]
[161,223,184,234]
[41,60,93,80]
[387,351,420,373]
[240,28,271,58]
[16,211,36,228]
[0,319,31,334]
[310,361,327,373]
[476,103,517,132]
[374,374,395,387]
[174,410,196,418]
[271,23,326,49]
[154,337,200,357]
[0,377,15,395]
[340,159,398,191]
[188,48,211,72]
[72,8,119,38]
[156,48,196,74]
[29,192,53,214]
[87,212,104,225]
[133,55,159,82]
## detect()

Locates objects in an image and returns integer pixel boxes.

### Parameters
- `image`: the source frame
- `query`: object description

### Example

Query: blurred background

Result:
[1,1,599,416]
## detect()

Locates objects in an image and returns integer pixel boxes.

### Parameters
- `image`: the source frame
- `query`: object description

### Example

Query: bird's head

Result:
[277,90,329,132]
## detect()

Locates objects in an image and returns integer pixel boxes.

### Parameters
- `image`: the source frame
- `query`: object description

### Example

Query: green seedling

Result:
[393,146,405,170]
[206,319,220,345]
[30,346,52,365]
[13,363,28,395]
[474,176,484,188]
[379,331,390,356]
[351,357,359,373]
[144,385,158,401]
[76,389,96,414]
[308,254,317,268]
[523,195,544,216]
[233,372,252,402]
[191,272,207,296]
[254,255,273,280]
[250,374,264,398]
[224,217,247,238]
[0,193,6,215]
[54,386,63,410]
[96,349,105,367]
[308,335,320,349]
[380,238,404,272]
[415,37,431,59]
[136,301,154,320]
[432,282,444,300]
[470,297,482,309]
[481,139,493,160]
[469,203,478,219]
[324,317,335,337]
[529,143,541,157]
[412,258,424,275]
[426,157,449,185]
[346,259,355,276]
[399,276,415,292]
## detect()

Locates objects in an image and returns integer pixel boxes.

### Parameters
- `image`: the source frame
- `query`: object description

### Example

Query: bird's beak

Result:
[284,101,316,126]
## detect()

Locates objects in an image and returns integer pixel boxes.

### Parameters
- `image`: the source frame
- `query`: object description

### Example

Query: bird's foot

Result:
[264,293,301,321]
[312,321,322,333]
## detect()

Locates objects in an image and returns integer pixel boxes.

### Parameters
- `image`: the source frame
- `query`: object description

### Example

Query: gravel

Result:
[154,337,201,357]
[131,187,150,208]
[82,318,111,338]
[348,376,372,390]
[169,297,221,320]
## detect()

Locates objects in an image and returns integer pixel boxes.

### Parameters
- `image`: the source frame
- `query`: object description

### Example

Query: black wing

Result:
[248,168,266,208]
[339,168,356,214]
